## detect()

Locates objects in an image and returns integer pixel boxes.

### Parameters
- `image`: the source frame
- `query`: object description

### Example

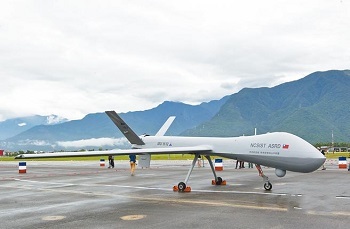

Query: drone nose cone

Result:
[306,150,326,172]
[316,156,326,166]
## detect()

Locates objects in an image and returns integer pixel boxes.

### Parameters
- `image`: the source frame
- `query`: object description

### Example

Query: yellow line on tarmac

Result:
[130,195,288,212]
[307,210,350,217]
[10,184,350,216]
[3,184,287,212]
[7,182,350,216]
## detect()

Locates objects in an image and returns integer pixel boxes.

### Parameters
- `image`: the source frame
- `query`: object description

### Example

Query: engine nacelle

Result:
[275,168,286,177]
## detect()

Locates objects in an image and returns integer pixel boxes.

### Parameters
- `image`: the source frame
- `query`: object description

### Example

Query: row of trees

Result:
[314,142,350,148]
[3,148,109,156]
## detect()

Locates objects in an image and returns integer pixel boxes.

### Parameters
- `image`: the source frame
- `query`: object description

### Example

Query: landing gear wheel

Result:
[216,177,223,185]
[178,182,186,192]
[264,182,272,191]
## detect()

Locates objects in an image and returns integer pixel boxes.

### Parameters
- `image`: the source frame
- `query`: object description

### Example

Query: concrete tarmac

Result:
[0,159,349,229]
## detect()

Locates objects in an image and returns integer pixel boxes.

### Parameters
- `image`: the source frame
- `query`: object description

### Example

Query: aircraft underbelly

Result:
[213,153,325,173]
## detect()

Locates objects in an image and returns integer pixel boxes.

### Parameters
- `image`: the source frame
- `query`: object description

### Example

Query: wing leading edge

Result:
[15,146,213,159]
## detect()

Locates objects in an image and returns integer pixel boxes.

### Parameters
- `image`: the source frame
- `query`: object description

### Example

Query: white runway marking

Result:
[2,183,289,212]
[42,216,66,221]
[336,196,350,199]
[135,174,157,177]
[13,178,288,196]
[4,178,350,215]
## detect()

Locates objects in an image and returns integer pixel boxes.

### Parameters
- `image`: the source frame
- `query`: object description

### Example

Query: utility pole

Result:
[331,130,334,154]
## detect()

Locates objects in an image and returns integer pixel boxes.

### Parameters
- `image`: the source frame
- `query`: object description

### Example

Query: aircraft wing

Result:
[15,146,213,159]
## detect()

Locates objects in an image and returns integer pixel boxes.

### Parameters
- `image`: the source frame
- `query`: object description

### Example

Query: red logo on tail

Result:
[282,144,289,149]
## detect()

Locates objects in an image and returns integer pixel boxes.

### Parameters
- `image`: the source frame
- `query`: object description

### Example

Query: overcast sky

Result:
[1,0,349,121]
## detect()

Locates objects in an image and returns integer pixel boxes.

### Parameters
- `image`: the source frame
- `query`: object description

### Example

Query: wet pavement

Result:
[0,159,349,229]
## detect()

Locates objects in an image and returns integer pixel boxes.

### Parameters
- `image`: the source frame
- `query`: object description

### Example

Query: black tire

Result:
[178,182,186,191]
[216,177,223,185]
[264,182,272,191]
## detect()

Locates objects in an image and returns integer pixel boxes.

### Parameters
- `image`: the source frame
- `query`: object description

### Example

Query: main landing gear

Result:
[173,154,226,192]
[255,164,272,191]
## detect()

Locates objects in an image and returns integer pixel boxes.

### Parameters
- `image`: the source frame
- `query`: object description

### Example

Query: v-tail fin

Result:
[156,116,176,136]
[105,111,145,145]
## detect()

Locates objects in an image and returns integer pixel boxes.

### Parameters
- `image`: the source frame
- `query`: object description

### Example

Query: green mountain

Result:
[2,69,349,151]
[0,115,68,140]
[183,70,350,143]
[2,97,228,151]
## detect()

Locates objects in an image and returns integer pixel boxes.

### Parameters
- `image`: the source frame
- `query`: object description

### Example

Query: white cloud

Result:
[46,115,67,125]
[17,139,50,146]
[56,137,129,149]
[0,0,349,121]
